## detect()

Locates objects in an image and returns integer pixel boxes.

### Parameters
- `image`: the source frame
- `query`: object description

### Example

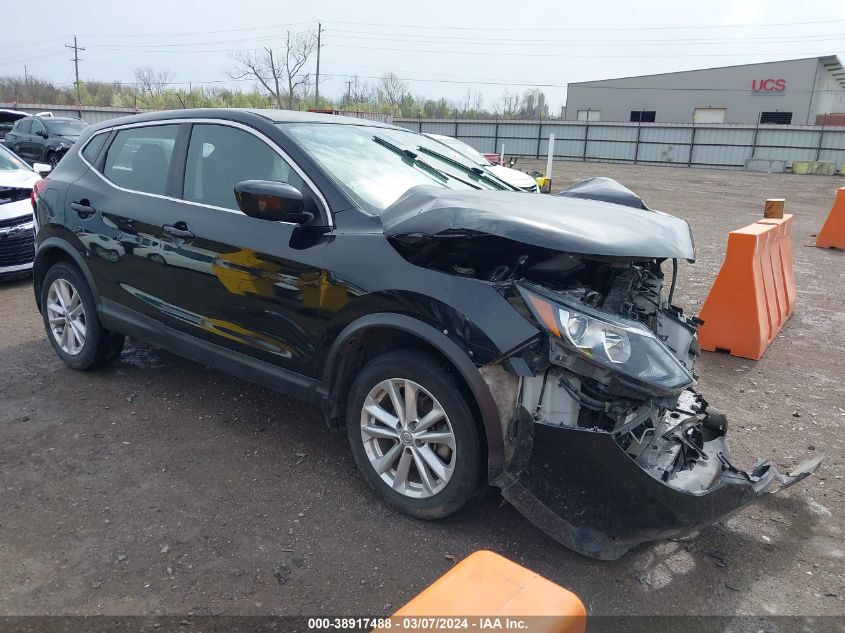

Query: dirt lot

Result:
[1,161,843,618]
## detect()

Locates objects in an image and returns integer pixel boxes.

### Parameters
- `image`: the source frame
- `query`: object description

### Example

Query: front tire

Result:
[41,262,125,370]
[47,151,60,169]
[346,349,484,520]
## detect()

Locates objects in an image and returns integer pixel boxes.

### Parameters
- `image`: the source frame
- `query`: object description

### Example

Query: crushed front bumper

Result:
[494,406,823,560]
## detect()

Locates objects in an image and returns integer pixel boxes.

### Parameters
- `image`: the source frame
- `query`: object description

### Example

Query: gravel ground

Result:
[0,161,843,618]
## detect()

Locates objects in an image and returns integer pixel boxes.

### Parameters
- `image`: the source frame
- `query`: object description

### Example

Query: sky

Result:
[4,0,845,113]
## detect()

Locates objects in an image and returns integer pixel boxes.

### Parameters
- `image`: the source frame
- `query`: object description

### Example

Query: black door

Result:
[147,122,331,376]
[28,118,48,161]
[65,123,182,315]
[72,120,331,377]
[6,119,31,159]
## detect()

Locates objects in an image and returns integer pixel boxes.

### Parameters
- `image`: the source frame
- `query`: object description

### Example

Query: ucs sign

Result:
[752,79,786,93]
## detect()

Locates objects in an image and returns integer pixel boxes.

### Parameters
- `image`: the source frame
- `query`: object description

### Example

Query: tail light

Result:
[31,178,48,210]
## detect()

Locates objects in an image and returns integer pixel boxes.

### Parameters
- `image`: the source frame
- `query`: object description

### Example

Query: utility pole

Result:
[345,79,352,105]
[314,22,322,108]
[65,35,85,116]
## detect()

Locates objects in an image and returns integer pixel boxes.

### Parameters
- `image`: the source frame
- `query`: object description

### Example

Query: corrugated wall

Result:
[395,118,845,172]
[6,104,843,172]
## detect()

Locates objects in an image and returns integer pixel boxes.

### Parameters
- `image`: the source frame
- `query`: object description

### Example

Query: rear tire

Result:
[346,348,484,520]
[40,262,124,370]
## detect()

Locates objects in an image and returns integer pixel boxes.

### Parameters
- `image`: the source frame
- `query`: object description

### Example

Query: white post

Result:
[546,133,555,179]
[500,143,505,165]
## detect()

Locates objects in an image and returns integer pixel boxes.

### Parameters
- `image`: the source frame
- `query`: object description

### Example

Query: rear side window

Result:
[103,125,178,195]
[183,123,303,211]
[16,119,31,134]
[81,133,108,164]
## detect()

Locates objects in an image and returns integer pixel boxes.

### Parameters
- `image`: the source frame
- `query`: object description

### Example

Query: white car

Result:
[0,144,51,279]
[424,133,540,193]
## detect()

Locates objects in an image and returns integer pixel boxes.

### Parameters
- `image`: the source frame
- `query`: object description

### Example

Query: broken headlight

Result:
[519,286,694,392]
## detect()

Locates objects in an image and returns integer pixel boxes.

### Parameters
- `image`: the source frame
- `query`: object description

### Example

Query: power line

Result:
[324,43,839,59]
[64,36,85,114]
[77,20,318,39]
[325,29,845,46]
[322,17,845,32]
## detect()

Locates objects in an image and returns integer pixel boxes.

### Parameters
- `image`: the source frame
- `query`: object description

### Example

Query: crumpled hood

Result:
[381,186,695,261]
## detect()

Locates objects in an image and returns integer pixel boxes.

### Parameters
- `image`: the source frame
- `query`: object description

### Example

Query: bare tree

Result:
[344,74,373,105]
[133,66,174,96]
[461,89,484,117]
[377,73,408,110]
[228,30,317,109]
[495,88,520,118]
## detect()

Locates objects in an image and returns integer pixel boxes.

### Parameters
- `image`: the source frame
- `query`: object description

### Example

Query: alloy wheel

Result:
[360,378,456,499]
[46,278,87,355]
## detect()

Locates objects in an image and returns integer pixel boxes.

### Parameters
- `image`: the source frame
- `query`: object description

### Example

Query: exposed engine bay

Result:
[392,232,716,485]
[384,180,822,559]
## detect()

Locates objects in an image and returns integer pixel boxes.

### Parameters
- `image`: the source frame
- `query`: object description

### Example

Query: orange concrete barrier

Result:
[698,215,795,360]
[816,187,845,249]
[377,550,585,633]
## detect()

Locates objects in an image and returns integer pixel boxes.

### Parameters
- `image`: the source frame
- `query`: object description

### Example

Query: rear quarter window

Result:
[81,133,108,164]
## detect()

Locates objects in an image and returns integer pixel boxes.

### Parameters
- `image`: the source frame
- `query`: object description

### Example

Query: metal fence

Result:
[5,104,844,172]
[1,104,393,126]
[394,118,845,172]
[1,103,146,124]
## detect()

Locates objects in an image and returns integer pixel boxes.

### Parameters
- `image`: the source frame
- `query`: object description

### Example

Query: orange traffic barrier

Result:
[698,215,795,360]
[377,551,585,633]
[816,187,845,249]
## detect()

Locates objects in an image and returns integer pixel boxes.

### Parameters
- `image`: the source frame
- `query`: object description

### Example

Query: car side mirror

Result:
[33,162,52,177]
[234,180,313,224]
[37,130,48,138]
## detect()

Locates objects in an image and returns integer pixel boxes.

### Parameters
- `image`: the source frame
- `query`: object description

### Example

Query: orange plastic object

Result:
[816,187,845,249]
[698,215,795,360]
[757,215,796,319]
[377,551,586,633]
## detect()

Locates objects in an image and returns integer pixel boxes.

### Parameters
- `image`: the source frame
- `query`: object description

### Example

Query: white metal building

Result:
[564,56,845,125]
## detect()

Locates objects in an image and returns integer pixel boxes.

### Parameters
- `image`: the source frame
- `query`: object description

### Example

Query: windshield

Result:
[431,136,491,166]
[281,123,507,214]
[45,119,87,136]
[0,144,30,172]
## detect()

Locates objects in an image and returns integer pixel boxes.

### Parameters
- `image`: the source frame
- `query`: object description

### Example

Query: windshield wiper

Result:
[372,135,451,184]
[415,145,512,190]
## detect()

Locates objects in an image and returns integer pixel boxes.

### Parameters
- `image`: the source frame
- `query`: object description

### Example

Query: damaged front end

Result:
[494,264,822,559]
[384,184,822,559]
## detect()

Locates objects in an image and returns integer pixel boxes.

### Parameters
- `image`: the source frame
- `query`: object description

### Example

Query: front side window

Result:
[30,119,45,136]
[81,133,108,164]
[103,125,178,195]
[183,124,304,211]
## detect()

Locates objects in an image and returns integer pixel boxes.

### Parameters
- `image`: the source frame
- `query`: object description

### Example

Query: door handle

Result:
[163,223,195,240]
[70,201,96,218]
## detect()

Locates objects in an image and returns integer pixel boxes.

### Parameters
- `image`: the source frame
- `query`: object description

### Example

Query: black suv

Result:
[32,109,820,559]
[5,116,88,167]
